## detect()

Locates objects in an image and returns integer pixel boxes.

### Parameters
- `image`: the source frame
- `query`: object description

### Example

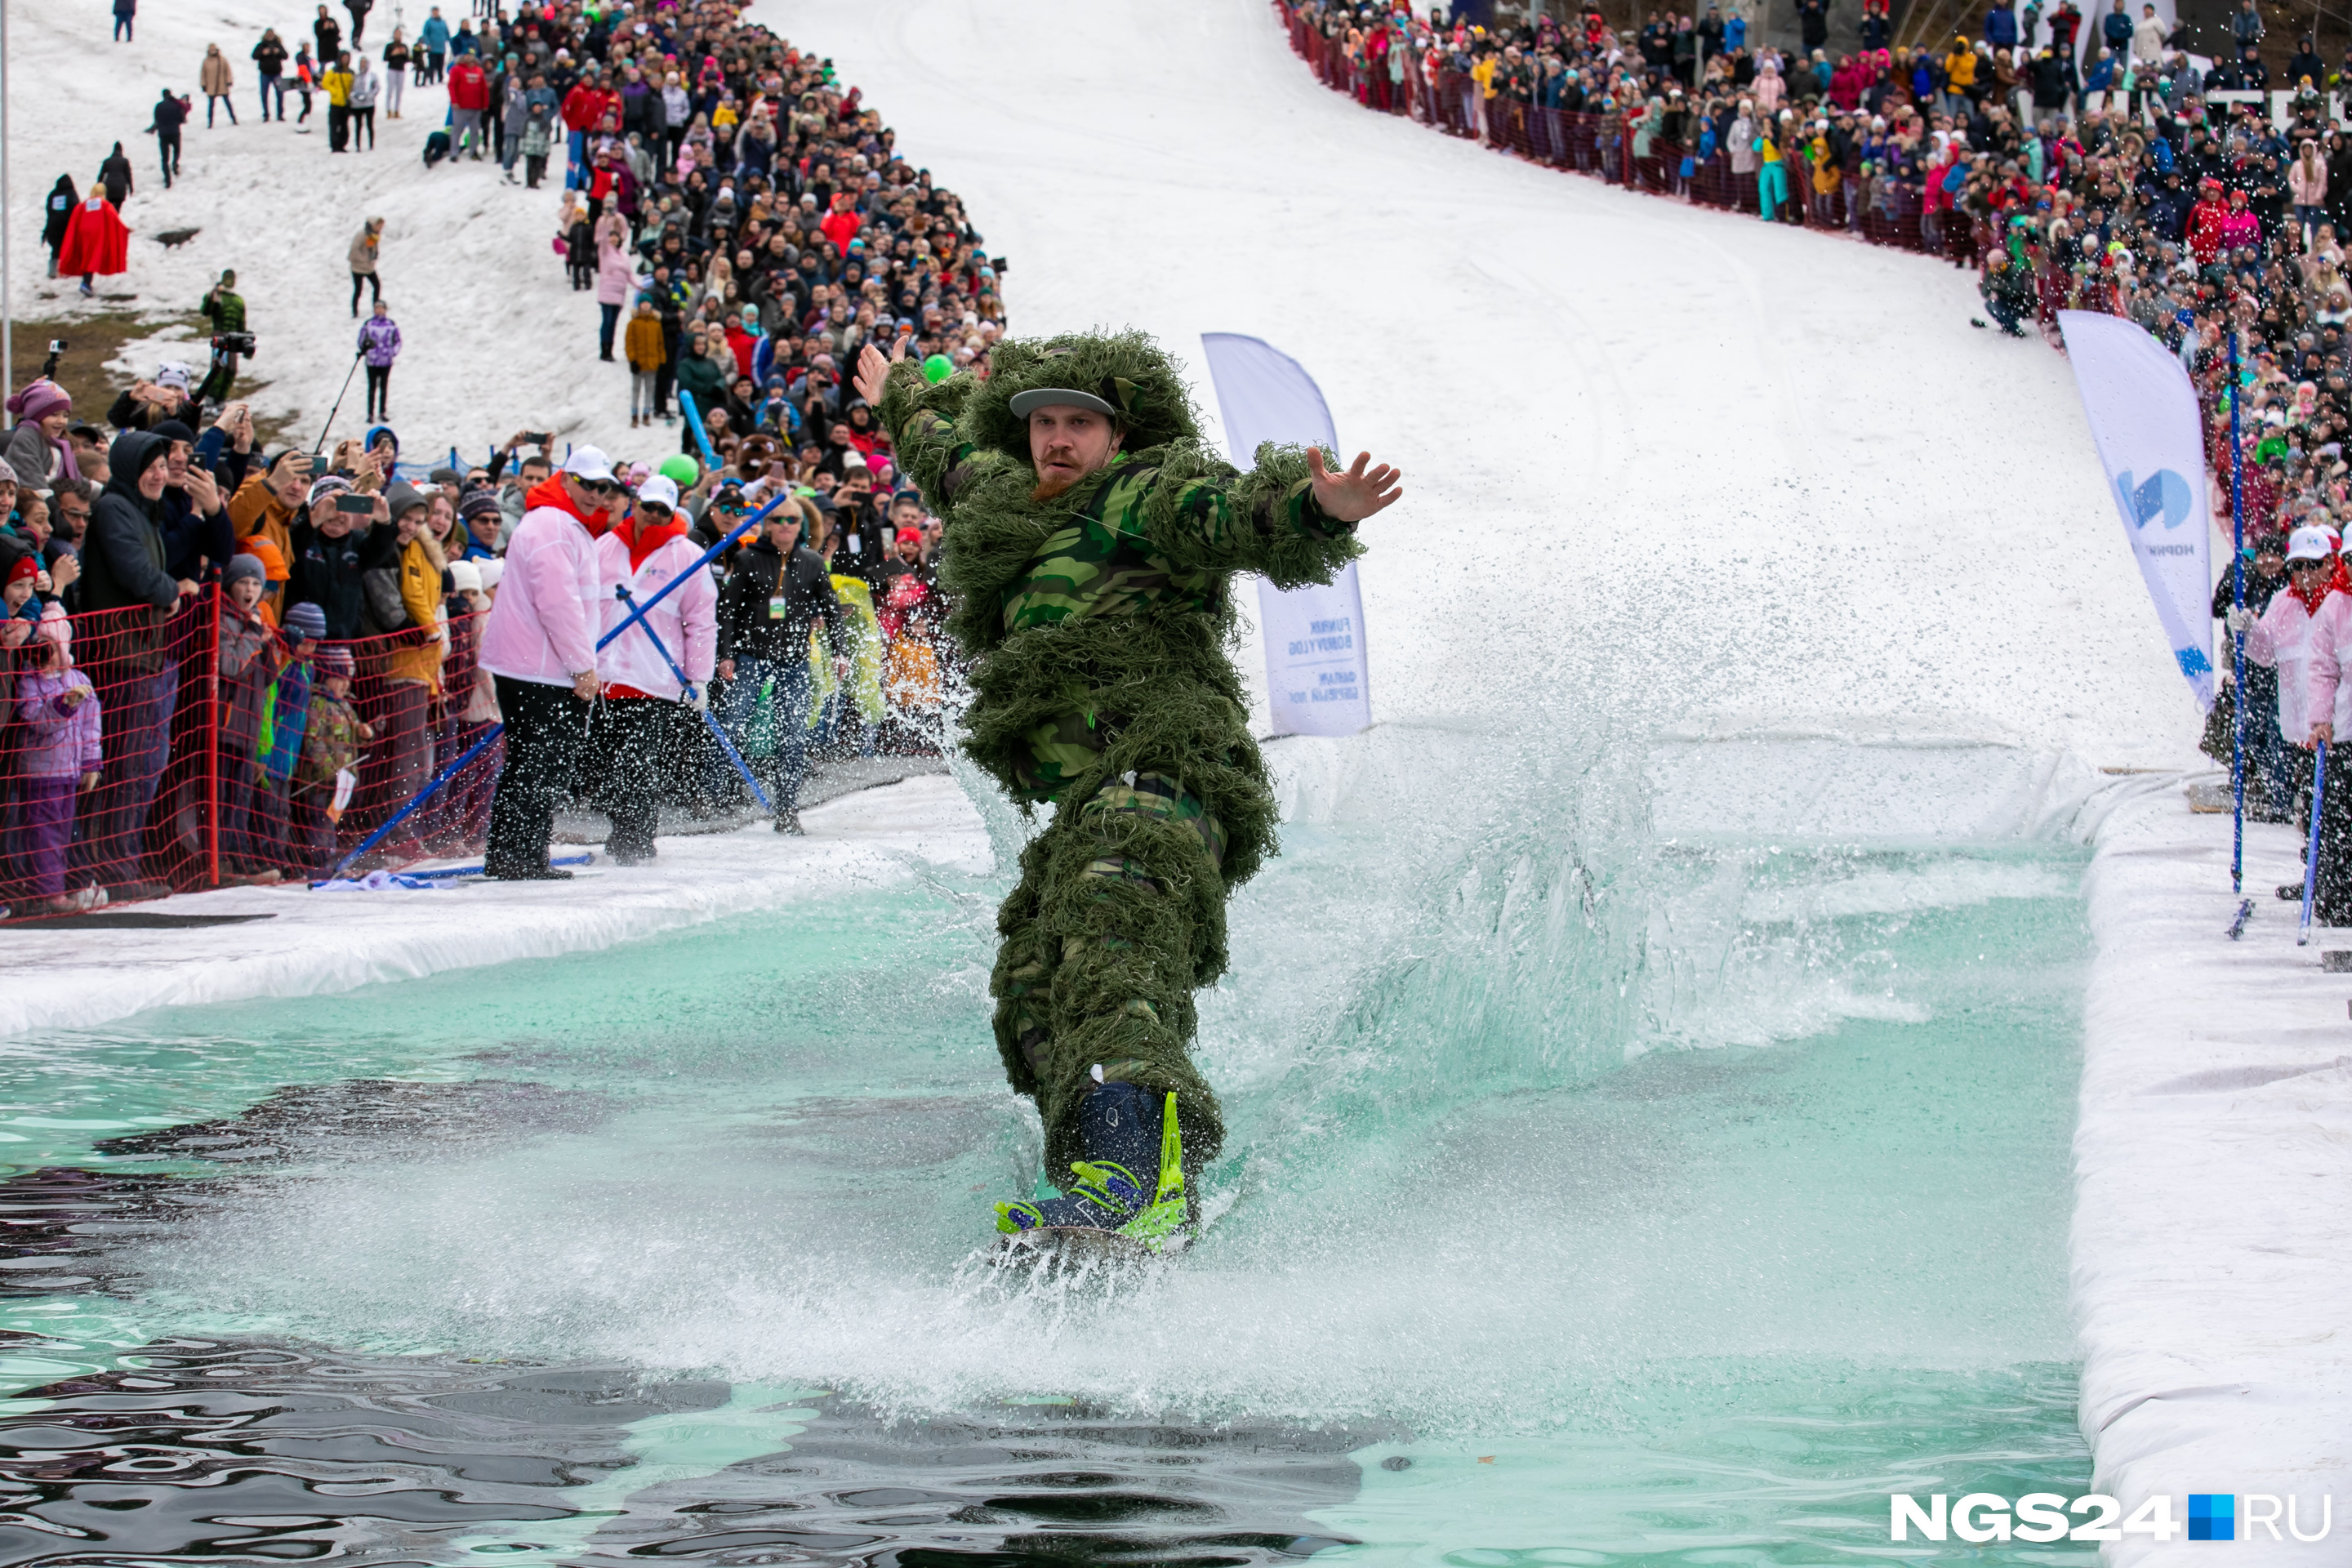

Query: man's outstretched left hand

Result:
[1308,448,1403,523]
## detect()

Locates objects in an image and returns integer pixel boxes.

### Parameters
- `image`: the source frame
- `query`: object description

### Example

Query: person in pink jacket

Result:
[478,444,622,880]
[15,613,105,913]
[2290,140,2329,247]
[2296,550,2352,922]
[595,211,635,364]
[590,474,715,865]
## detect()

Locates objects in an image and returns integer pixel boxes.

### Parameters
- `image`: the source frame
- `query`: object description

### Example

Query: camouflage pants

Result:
[991,771,1229,1178]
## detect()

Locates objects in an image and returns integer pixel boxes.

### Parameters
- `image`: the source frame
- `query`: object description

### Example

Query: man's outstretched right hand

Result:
[851,338,906,408]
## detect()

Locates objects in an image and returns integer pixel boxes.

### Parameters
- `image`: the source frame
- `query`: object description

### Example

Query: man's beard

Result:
[1030,470,1080,503]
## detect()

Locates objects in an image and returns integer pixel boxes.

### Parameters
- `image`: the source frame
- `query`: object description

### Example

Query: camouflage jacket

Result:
[880,368,1361,812]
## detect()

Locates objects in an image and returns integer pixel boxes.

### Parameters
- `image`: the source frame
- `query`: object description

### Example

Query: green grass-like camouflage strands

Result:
[879,331,1362,1174]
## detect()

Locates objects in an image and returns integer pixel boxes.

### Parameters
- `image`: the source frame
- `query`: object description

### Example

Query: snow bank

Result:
[0,776,989,1040]
[2078,790,2352,1564]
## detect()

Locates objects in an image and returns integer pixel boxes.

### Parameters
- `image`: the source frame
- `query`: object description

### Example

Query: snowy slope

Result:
[6,0,658,466]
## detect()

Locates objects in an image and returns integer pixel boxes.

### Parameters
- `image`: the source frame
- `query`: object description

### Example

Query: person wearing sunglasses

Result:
[590,474,717,865]
[2295,525,2352,920]
[478,444,624,880]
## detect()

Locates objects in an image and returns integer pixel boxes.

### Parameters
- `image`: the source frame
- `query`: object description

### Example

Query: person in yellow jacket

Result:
[323,51,355,151]
[623,298,666,429]
[1943,35,1976,114]
[1470,48,1498,142]
[373,481,448,837]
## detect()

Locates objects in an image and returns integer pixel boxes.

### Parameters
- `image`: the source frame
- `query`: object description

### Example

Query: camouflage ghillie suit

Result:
[879,332,1362,1180]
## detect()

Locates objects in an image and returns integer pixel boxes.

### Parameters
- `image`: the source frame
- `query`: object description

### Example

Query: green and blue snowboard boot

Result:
[996,1079,1188,1252]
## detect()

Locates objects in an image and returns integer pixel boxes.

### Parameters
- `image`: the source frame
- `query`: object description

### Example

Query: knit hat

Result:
[475,557,506,592]
[154,362,194,393]
[151,419,196,448]
[459,487,503,522]
[6,555,37,586]
[383,479,429,519]
[447,559,484,595]
[308,473,355,506]
[0,458,16,488]
[4,378,70,424]
[243,535,289,581]
[225,553,267,586]
[282,600,327,642]
[318,645,356,675]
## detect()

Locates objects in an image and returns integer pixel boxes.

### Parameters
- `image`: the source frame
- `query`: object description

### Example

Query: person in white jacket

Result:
[590,474,715,865]
[2236,526,2331,837]
[477,445,622,880]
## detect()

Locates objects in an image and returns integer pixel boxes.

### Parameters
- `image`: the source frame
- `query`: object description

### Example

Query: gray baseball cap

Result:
[1009,387,1120,420]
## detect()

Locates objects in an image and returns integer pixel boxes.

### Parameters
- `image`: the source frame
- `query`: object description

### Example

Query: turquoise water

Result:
[0,792,2096,1563]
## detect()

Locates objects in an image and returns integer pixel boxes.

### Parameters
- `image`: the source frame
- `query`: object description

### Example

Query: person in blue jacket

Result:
[417,7,449,84]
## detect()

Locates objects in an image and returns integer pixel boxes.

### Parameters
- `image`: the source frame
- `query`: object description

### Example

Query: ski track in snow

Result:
[10,0,2343,1541]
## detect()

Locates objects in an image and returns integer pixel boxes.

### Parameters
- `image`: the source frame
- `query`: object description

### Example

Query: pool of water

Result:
[0,765,2096,1565]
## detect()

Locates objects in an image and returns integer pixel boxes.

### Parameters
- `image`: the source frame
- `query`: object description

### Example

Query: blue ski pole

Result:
[612,584,776,816]
[319,723,506,884]
[2301,739,2328,947]
[677,390,722,470]
[2230,327,2247,895]
[596,493,790,656]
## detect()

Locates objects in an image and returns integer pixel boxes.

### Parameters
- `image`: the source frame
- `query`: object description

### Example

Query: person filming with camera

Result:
[196,271,252,409]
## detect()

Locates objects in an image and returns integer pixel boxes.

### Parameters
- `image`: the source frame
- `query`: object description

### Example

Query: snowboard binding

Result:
[995,1078,1189,1256]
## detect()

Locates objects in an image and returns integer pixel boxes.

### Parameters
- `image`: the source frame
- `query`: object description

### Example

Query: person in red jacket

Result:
[447,53,489,157]
[561,69,604,189]
[819,190,862,255]
[57,193,131,298]
[2187,176,2230,266]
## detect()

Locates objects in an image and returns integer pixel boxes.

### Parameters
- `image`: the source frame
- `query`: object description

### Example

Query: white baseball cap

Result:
[2287,524,2335,564]
[636,474,680,512]
[561,444,617,483]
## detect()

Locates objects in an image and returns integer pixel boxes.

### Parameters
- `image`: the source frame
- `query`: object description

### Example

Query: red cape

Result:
[56,198,129,278]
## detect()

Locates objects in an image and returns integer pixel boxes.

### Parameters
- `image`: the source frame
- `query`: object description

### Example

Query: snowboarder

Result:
[855,332,1402,1251]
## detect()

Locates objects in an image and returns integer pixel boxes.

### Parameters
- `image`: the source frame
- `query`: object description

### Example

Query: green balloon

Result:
[658,454,701,487]
[923,354,955,385]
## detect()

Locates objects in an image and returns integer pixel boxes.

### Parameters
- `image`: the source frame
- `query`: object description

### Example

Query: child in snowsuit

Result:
[292,645,372,871]
[15,616,102,913]
[218,555,287,875]
[253,601,323,871]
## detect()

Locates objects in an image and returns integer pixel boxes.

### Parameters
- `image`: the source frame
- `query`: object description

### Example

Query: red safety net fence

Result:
[1281,4,2004,266]
[0,589,497,920]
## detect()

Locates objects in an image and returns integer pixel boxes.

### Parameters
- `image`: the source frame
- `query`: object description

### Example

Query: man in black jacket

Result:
[78,431,195,895]
[711,501,845,833]
[149,89,189,188]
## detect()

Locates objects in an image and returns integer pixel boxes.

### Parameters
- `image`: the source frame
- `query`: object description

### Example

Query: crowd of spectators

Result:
[1294,0,2352,912]
[0,0,977,914]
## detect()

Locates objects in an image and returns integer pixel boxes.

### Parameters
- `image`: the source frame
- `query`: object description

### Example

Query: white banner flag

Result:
[2057,310,2215,710]
[1198,332,1372,737]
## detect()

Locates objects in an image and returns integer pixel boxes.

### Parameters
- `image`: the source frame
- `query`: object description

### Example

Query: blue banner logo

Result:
[2118,469,2194,531]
